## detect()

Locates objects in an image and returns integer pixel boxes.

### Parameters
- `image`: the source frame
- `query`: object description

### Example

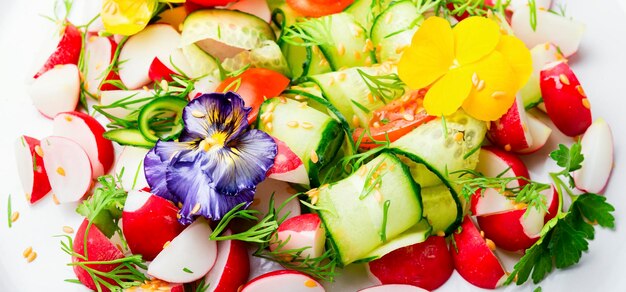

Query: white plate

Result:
[0,0,625,291]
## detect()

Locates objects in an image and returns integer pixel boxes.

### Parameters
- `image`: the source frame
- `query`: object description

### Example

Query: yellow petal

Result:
[102,0,156,36]
[453,16,501,65]
[398,16,455,90]
[496,35,533,89]
[462,51,517,121]
[424,69,473,117]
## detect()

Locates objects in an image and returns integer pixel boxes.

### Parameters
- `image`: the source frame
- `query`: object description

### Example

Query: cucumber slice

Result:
[268,0,302,29]
[181,44,222,79]
[346,0,395,30]
[257,98,344,187]
[249,40,291,77]
[282,41,332,81]
[391,110,487,186]
[362,219,431,260]
[103,129,154,148]
[316,153,422,265]
[371,1,423,63]
[137,97,188,143]
[181,9,275,59]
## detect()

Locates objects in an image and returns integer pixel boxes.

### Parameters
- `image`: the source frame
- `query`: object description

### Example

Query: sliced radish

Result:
[476,146,530,187]
[228,0,271,23]
[359,285,428,292]
[574,118,614,193]
[32,23,82,79]
[14,136,51,204]
[73,219,125,292]
[270,214,326,260]
[190,76,220,100]
[118,24,181,89]
[471,188,516,217]
[122,190,185,261]
[251,179,301,221]
[512,7,585,57]
[450,216,507,289]
[28,64,80,119]
[115,146,149,191]
[148,49,193,83]
[241,270,324,292]
[520,43,563,108]
[517,113,553,155]
[266,137,309,185]
[84,36,120,94]
[367,236,453,291]
[148,218,218,283]
[540,61,592,137]
[202,230,250,292]
[53,111,114,178]
[488,96,533,153]
[99,89,155,120]
[41,136,92,203]
[544,185,559,223]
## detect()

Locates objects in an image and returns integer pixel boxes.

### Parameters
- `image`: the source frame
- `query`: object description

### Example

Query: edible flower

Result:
[101,0,184,35]
[144,92,277,224]
[398,16,532,121]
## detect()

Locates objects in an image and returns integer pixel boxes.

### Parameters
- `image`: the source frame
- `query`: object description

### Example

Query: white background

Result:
[1,0,626,291]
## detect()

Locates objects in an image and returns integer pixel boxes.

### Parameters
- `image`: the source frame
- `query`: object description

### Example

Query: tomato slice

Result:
[215,68,290,124]
[286,0,355,17]
[353,90,436,150]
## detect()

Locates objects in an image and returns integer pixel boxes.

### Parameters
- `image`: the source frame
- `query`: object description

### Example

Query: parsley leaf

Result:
[549,143,584,173]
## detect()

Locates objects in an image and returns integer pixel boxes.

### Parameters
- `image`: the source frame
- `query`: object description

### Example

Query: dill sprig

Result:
[209,202,279,243]
[321,142,390,185]
[281,17,334,47]
[438,0,490,18]
[452,168,551,214]
[76,13,103,109]
[357,69,406,104]
[76,175,128,239]
[57,234,147,292]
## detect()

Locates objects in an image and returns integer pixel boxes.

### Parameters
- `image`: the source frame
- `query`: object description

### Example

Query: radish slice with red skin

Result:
[28,64,80,119]
[148,49,193,83]
[85,36,120,94]
[252,179,301,221]
[540,61,592,137]
[241,270,324,292]
[476,146,530,188]
[41,136,92,203]
[359,285,428,292]
[32,23,82,79]
[450,216,507,289]
[118,24,181,89]
[202,230,250,292]
[488,96,533,153]
[14,136,51,204]
[512,7,585,57]
[471,188,516,216]
[266,137,309,185]
[574,118,614,194]
[228,0,271,23]
[53,111,115,178]
[270,214,326,259]
[148,218,218,283]
[114,146,149,191]
[517,113,553,155]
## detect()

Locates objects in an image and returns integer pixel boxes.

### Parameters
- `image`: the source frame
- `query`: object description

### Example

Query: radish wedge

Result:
[270,214,326,259]
[241,270,324,292]
[85,36,120,94]
[252,179,301,221]
[574,118,614,193]
[114,146,149,191]
[32,23,82,79]
[28,64,80,119]
[53,111,114,178]
[15,136,51,204]
[517,113,553,155]
[202,230,250,292]
[148,218,217,283]
[488,96,533,153]
[41,136,92,203]
[266,137,309,185]
[359,285,428,292]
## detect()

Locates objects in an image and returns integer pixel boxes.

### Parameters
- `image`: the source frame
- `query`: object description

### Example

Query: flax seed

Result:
[56,167,66,176]
[11,212,19,223]
[23,247,33,258]
[34,145,43,157]
[582,98,591,109]
[485,238,496,251]
[576,85,587,97]
[287,121,299,128]
[559,74,570,85]
[191,110,205,118]
[476,79,485,91]
[52,194,60,205]
[301,122,314,129]
[26,252,37,263]
[310,151,319,164]
[63,226,74,234]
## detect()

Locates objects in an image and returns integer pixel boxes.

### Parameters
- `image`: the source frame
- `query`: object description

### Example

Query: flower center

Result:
[200,132,228,152]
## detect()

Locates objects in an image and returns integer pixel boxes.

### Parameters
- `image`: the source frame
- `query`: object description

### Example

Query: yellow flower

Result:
[102,0,185,36]
[398,16,532,121]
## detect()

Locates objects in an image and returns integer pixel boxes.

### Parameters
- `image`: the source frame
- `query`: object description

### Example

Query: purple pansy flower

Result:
[144,92,277,224]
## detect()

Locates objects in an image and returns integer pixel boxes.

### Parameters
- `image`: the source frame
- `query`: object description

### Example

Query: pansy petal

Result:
[453,16,501,65]
[398,16,455,90]
[423,69,473,117]
[496,35,533,89]
[182,92,251,142]
[462,51,517,121]
[153,140,197,164]
[209,129,277,195]
[178,188,254,224]
[144,148,177,203]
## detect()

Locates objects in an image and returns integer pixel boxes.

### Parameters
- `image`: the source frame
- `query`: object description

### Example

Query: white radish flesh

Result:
[518,113,553,154]
[84,36,115,95]
[28,64,80,119]
[242,270,324,292]
[574,118,614,193]
[114,146,150,191]
[252,179,301,221]
[41,136,93,203]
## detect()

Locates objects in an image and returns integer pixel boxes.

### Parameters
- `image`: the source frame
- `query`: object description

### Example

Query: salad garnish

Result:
[144,92,277,223]
[398,16,532,121]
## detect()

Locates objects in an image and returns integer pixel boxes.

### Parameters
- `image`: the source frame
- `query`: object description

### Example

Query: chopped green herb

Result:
[195,278,211,292]
[529,0,538,31]
[357,69,405,104]
[183,267,193,274]
[351,99,371,114]
[379,200,391,242]
[7,194,12,228]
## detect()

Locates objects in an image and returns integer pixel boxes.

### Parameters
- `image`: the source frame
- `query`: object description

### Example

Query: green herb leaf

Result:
[76,175,127,238]
[529,0,538,31]
[7,194,12,228]
[357,69,406,104]
[549,143,584,173]
[183,267,193,274]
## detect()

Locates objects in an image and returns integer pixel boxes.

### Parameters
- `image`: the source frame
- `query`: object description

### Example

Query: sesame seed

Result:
[337,43,346,56]
[582,98,591,109]
[54,64,64,69]
[395,45,408,54]
[376,44,382,52]
[191,203,201,214]
[352,115,360,127]
[403,114,415,121]
[11,212,19,223]
[436,231,446,237]
[294,95,304,100]
[88,36,97,43]
[354,51,362,60]
[143,86,150,92]
[176,213,182,219]
[485,238,496,251]
[199,140,210,152]
[328,76,335,86]
[476,79,485,91]
[306,188,320,198]
[178,23,184,31]
[279,96,287,103]
[287,121,299,128]
[26,251,37,263]
[163,241,171,249]
[266,102,277,113]
[23,247,33,258]
[301,122,314,129]
[472,73,479,86]
[64,115,73,122]
[25,193,31,201]
[576,85,587,97]
[338,73,347,81]
[262,112,273,123]
[454,132,464,142]
[265,122,274,132]
[191,110,205,118]
[373,122,381,128]
[351,25,363,37]
[491,91,506,99]
[555,53,566,61]
[319,58,328,67]
[310,151,319,164]
[480,231,485,238]
[559,74,570,85]
[365,39,374,52]
[385,13,393,24]
[34,145,43,157]
[514,203,527,210]
[63,226,74,234]
[504,144,512,152]
[52,194,60,205]
[367,93,375,103]
[304,279,318,288]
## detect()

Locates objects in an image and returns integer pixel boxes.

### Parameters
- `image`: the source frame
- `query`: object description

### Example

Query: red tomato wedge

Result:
[286,0,355,17]
[353,91,436,149]
[216,68,290,123]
